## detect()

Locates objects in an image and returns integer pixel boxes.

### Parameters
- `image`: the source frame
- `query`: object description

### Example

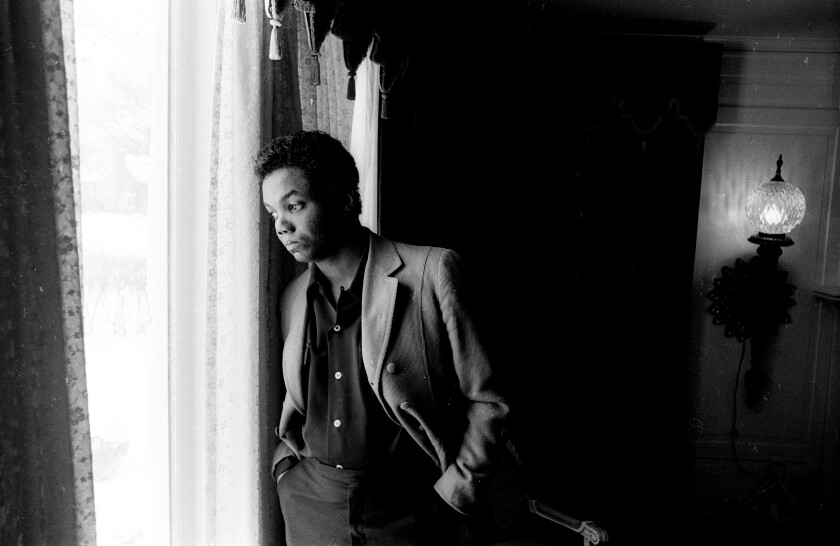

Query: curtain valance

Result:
[263,0,408,115]
[557,36,723,136]
[255,3,722,131]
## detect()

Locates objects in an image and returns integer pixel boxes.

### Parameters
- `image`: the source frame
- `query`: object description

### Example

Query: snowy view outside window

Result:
[76,1,168,544]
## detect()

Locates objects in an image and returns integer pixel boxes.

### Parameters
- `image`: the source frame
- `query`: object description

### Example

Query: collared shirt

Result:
[299,243,404,470]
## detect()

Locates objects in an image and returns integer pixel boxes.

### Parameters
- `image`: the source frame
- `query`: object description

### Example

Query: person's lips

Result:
[284,241,299,250]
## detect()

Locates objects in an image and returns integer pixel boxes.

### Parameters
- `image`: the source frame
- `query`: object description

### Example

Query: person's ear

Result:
[342,192,357,216]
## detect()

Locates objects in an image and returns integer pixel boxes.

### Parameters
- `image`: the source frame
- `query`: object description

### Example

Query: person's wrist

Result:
[272,456,294,484]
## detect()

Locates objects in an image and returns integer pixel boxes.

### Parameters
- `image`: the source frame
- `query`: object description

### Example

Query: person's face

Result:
[262,167,343,263]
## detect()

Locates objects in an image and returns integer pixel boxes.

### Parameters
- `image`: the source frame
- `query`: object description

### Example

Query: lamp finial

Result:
[771,154,784,182]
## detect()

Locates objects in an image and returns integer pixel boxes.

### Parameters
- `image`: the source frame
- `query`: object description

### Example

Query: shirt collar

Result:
[307,240,369,303]
[344,243,368,303]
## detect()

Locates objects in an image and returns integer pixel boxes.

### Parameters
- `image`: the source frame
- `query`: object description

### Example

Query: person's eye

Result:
[266,210,277,219]
[288,203,303,211]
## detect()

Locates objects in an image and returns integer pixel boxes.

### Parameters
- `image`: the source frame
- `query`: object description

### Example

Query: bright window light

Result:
[76,0,169,544]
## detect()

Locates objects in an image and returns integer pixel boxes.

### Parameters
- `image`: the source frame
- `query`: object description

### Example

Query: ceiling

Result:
[515,0,840,39]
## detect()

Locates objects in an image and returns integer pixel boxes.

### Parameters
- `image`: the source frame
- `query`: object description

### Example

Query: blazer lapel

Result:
[282,268,310,413]
[361,231,403,390]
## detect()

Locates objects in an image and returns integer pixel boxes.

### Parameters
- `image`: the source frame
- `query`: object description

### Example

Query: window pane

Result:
[76,1,168,544]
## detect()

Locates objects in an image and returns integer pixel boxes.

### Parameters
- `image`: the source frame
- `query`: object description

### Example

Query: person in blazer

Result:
[257,130,509,545]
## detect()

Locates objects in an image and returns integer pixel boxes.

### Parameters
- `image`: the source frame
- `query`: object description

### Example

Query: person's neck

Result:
[314,224,366,293]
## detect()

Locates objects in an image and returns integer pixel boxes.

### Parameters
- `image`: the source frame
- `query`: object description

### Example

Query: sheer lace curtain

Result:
[350,55,380,232]
[204,0,270,544]
[200,2,380,543]
[297,28,379,231]
[302,33,354,145]
[0,0,96,544]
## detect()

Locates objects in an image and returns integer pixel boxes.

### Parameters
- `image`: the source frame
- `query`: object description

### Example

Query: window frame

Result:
[166,1,216,544]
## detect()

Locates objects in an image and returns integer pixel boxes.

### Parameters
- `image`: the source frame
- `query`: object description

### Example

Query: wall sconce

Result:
[744,154,806,259]
[706,155,804,410]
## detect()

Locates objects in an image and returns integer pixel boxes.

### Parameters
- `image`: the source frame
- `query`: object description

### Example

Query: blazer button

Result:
[386,362,397,374]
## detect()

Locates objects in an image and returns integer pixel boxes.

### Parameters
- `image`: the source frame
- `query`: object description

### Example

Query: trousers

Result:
[277,457,462,546]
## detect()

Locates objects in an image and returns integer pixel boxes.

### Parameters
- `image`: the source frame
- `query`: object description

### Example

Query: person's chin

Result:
[288,248,314,263]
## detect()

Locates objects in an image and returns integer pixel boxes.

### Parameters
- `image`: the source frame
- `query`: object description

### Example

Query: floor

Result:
[682,508,840,546]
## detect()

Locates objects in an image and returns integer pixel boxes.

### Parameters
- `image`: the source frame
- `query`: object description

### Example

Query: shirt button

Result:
[386,362,397,374]
[333,419,341,428]
[333,324,341,332]
[334,372,342,379]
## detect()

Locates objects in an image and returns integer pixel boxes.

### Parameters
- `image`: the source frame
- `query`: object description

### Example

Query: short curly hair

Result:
[254,130,362,217]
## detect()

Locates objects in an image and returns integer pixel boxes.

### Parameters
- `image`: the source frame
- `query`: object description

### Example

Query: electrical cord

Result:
[731,340,761,476]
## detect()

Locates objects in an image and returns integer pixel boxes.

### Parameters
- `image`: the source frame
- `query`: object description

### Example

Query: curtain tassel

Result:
[311,53,321,85]
[265,1,287,61]
[294,0,321,86]
[231,0,247,22]
[380,92,389,119]
[347,70,356,100]
[269,17,283,60]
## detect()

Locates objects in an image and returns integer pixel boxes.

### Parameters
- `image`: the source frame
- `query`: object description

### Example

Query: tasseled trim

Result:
[294,0,321,86]
[341,34,372,103]
[231,0,246,22]
[269,15,284,60]
[265,0,288,61]
[311,53,321,85]
[378,59,408,120]
[347,70,356,100]
[380,91,390,119]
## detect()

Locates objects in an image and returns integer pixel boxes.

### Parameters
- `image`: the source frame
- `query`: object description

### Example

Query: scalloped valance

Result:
[250,2,722,131]
[261,0,408,111]
[557,35,723,136]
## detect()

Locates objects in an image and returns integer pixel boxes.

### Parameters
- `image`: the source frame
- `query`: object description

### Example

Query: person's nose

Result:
[274,212,293,235]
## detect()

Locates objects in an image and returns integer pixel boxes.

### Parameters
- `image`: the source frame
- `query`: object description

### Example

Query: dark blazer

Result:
[270,229,509,513]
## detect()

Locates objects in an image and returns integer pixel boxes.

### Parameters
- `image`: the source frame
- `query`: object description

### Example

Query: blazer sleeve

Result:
[269,274,307,479]
[432,249,510,514]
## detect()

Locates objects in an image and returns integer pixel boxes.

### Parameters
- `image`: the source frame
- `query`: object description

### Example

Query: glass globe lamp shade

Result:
[745,156,806,235]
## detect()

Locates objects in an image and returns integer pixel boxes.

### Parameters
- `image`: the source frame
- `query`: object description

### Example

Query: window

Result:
[76,0,170,544]
[77,1,217,543]
[76,2,380,542]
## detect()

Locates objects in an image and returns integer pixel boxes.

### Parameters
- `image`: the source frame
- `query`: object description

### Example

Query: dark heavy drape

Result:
[377,10,722,543]
[263,6,356,543]
[0,0,96,544]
